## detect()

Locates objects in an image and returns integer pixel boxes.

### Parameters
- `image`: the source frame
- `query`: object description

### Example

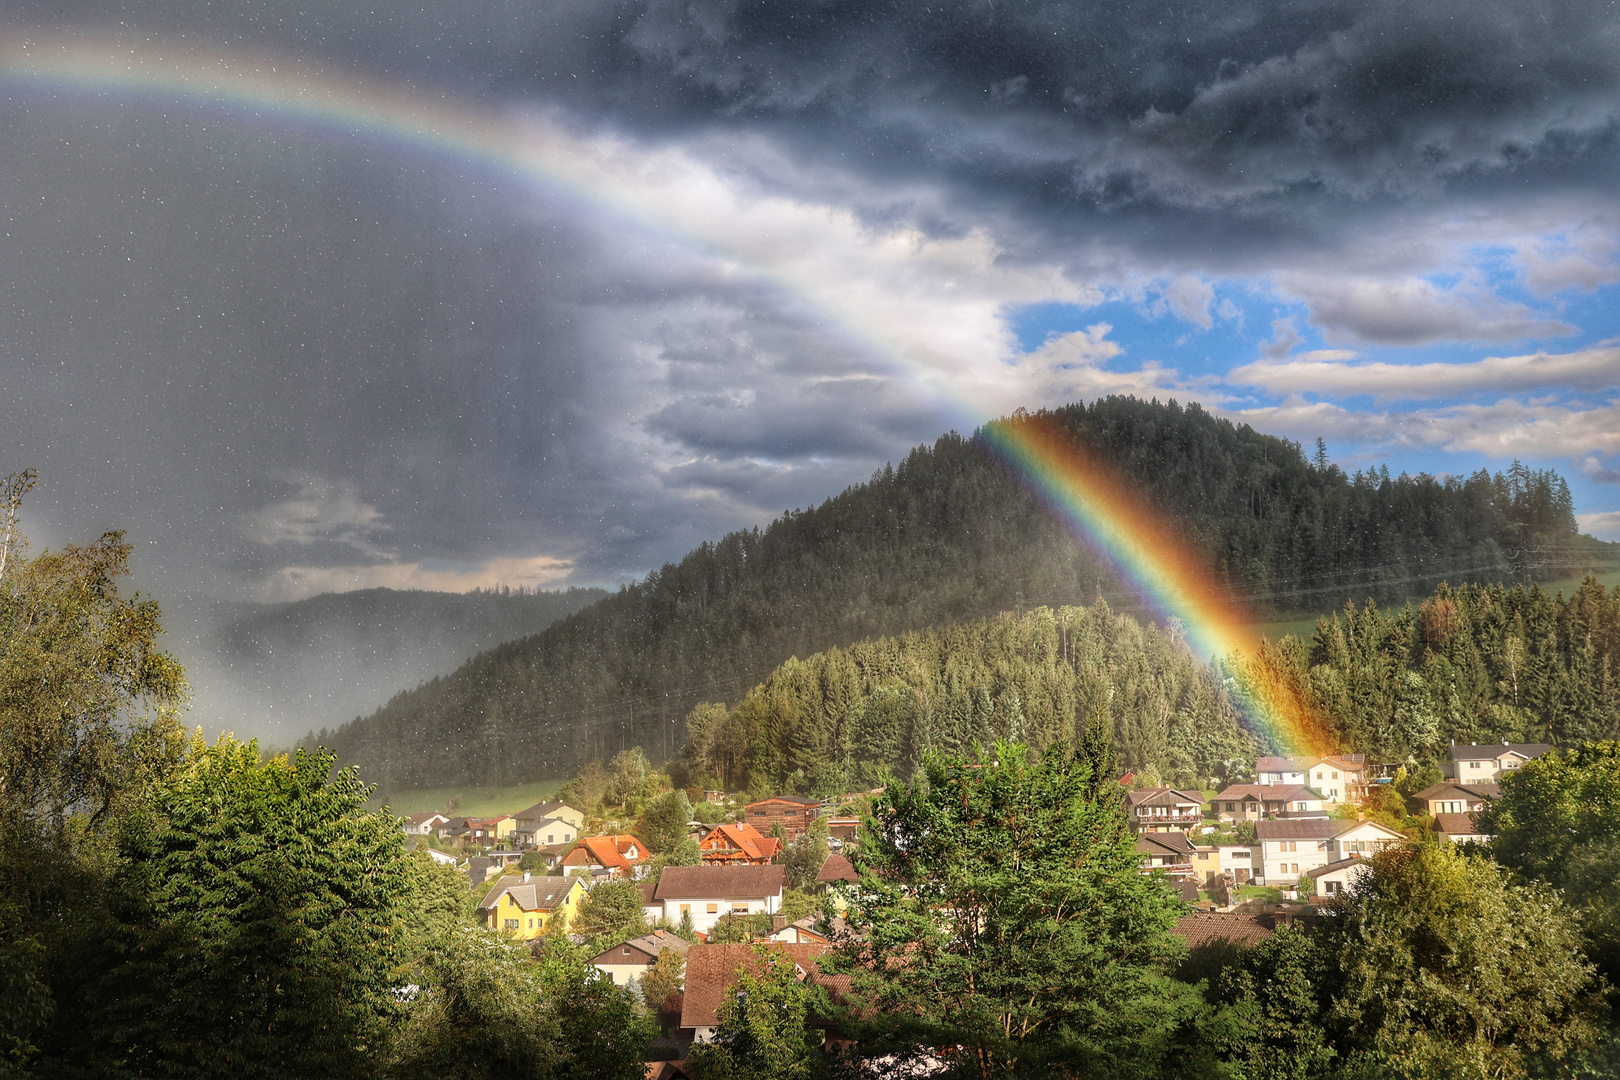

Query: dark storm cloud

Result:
[7,0,1620,608]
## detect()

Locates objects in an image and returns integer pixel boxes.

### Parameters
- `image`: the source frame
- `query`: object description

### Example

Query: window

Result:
[547,834,554,844]
[1332,771,1339,779]
[732,903,750,913]
[681,904,691,917]
[707,903,719,914]
[1226,802,1235,812]
[623,946,633,955]
[504,919,519,930]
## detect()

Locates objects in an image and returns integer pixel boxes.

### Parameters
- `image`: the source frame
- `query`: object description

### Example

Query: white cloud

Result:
[1160,276,1215,328]
[252,555,575,602]
[1576,511,1620,541]
[1275,272,1573,345]
[1229,343,1620,401]
[1517,224,1620,296]
[244,478,387,555]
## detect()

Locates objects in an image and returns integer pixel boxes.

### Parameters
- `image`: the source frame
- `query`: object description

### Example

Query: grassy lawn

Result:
[1235,885,1284,904]
[368,779,566,818]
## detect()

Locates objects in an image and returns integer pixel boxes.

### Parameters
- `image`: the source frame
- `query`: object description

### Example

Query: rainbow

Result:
[0,33,1327,757]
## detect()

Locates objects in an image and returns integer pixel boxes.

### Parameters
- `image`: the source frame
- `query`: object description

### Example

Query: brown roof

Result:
[816,854,859,884]
[1171,912,1276,948]
[1413,782,1501,802]
[744,796,822,809]
[1305,857,1370,880]
[680,943,829,1029]
[1124,787,1203,807]
[1135,832,1197,857]
[591,928,691,966]
[1433,812,1490,838]
[1255,819,1340,840]
[655,864,787,901]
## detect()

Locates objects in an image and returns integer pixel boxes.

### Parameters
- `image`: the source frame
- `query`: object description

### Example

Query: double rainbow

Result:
[1,32,1327,757]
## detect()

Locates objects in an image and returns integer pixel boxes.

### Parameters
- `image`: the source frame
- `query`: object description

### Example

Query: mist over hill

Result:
[321,397,1618,790]
[177,586,606,741]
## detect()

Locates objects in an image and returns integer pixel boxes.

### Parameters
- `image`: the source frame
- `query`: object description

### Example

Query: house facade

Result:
[1306,858,1372,898]
[652,864,786,937]
[1255,755,1365,803]
[697,822,782,865]
[513,800,586,845]
[403,811,449,836]
[1124,787,1204,833]
[589,928,690,987]
[1135,831,1197,878]
[1445,743,1551,781]
[743,796,823,839]
[477,874,585,938]
[560,834,645,879]
[1412,782,1500,816]
[1255,818,1404,884]
[1212,784,1328,821]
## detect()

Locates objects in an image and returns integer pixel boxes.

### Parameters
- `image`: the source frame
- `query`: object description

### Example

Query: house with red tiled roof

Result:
[679,942,840,1044]
[1171,911,1284,948]
[697,822,782,865]
[560,834,646,879]
[402,811,449,836]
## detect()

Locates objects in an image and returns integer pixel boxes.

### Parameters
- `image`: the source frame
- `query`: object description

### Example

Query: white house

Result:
[403,811,450,836]
[1254,756,1366,803]
[1256,819,1404,884]
[1433,812,1492,844]
[1306,857,1372,898]
[651,865,785,937]
[1445,742,1551,781]
[588,929,690,987]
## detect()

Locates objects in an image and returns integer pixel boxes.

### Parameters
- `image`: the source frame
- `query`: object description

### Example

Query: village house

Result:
[1411,781,1500,816]
[560,834,646,879]
[1306,857,1372,898]
[529,842,575,871]
[402,811,449,836]
[696,822,782,865]
[1135,831,1197,878]
[518,815,579,849]
[679,942,834,1044]
[465,815,519,843]
[1211,784,1328,822]
[1444,742,1551,781]
[651,864,786,937]
[477,873,585,939]
[1123,787,1204,833]
[1433,812,1492,844]
[1254,755,1366,803]
[512,800,585,845]
[1192,843,1264,884]
[1255,819,1404,884]
[742,796,823,839]
[588,928,691,987]
[769,915,842,945]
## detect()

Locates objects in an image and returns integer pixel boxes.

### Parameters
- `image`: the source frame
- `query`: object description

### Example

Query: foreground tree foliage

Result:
[1322,844,1599,1080]
[829,732,1188,1078]
[685,946,827,1080]
[85,738,411,1077]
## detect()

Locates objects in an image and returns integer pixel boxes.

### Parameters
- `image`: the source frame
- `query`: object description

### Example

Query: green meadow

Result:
[367,779,566,818]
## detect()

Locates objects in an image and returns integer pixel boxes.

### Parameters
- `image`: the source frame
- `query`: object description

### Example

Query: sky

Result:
[2,0,1619,610]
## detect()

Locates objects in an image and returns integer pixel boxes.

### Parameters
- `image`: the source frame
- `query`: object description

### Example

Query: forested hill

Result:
[683,577,1620,796]
[185,585,606,740]
[325,398,1615,789]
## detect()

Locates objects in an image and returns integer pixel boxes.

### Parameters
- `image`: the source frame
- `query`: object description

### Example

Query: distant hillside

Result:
[324,397,1617,790]
[683,601,1265,797]
[182,586,607,739]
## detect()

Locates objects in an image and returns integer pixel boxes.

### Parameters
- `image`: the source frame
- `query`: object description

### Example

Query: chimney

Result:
[771,914,789,933]
[523,871,531,882]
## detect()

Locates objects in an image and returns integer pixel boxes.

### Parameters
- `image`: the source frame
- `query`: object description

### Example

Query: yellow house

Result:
[478,874,585,939]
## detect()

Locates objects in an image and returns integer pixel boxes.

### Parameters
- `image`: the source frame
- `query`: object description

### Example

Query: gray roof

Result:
[1448,743,1551,761]
[516,800,579,823]
[1306,857,1371,879]
[478,875,578,912]
[1255,819,1340,840]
